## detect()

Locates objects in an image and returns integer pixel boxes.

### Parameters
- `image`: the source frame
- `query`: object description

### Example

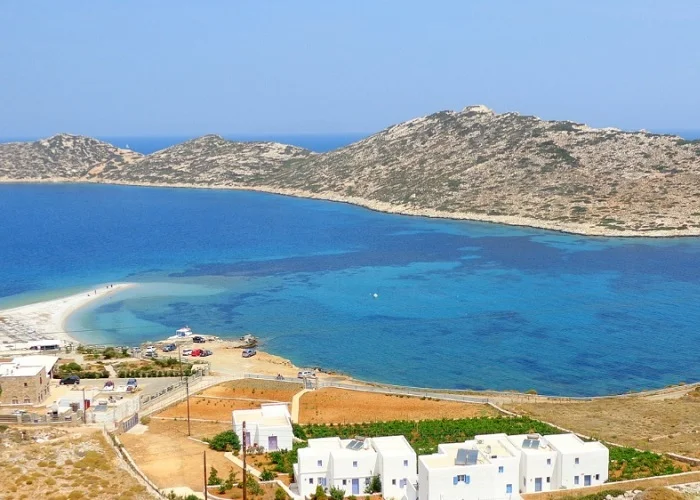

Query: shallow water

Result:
[1,183,699,396]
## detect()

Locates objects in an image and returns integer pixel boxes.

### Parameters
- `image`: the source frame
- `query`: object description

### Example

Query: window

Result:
[523,477,526,487]
[498,466,504,473]
[317,460,323,467]
[342,479,347,485]
[574,476,579,485]
[24,397,30,404]
[453,475,470,485]
[575,457,580,465]
[400,479,407,488]
[353,461,358,468]
[392,479,396,486]
[403,459,409,467]
[506,484,513,494]
[12,398,18,404]
[309,478,314,484]
[547,458,551,465]
[547,477,550,483]
[319,478,326,486]
[595,474,600,480]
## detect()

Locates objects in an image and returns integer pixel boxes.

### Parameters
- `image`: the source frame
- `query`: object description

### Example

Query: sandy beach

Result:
[0,283,134,348]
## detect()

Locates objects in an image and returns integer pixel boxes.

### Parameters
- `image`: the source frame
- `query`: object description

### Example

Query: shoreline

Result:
[3,179,700,239]
[0,285,697,399]
[0,283,134,348]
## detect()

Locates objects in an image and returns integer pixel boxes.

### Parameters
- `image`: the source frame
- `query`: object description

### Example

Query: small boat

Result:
[169,326,194,339]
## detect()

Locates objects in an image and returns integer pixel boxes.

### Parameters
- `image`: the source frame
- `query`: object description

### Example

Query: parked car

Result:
[192,336,206,343]
[200,349,213,357]
[103,380,115,391]
[144,351,158,358]
[242,348,257,358]
[60,375,80,385]
[126,378,138,392]
[297,370,316,379]
[162,343,177,352]
[145,345,156,352]
[182,348,192,356]
[191,349,203,357]
[12,409,27,415]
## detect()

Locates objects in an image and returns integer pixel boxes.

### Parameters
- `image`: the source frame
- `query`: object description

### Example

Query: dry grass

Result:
[120,419,240,491]
[299,388,500,424]
[157,379,301,421]
[0,426,146,500]
[505,393,700,458]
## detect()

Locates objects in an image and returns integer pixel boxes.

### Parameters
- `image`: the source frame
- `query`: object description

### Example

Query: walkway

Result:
[290,389,310,424]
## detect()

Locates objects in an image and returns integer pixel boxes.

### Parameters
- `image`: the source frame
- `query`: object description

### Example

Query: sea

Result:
[1,134,699,397]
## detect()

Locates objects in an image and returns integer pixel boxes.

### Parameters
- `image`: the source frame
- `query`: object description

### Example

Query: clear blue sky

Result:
[1,0,699,137]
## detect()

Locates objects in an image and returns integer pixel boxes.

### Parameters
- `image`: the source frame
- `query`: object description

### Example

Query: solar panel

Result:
[347,440,364,450]
[455,449,479,466]
[522,439,540,449]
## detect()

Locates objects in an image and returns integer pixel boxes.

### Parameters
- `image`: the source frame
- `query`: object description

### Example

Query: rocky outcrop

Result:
[2,106,700,236]
[0,134,142,180]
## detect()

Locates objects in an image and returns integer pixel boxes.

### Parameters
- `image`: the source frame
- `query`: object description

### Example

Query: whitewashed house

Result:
[418,433,520,500]
[508,434,609,492]
[232,403,293,452]
[294,436,417,499]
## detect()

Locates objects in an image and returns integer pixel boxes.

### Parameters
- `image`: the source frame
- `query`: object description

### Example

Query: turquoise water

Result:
[1,183,699,396]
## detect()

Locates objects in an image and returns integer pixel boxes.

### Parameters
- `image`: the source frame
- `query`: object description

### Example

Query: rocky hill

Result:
[2,106,700,236]
[98,134,314,185]
[0,134,142,180]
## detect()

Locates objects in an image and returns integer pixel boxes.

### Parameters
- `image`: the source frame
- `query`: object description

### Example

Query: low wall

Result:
[522,471,700,500]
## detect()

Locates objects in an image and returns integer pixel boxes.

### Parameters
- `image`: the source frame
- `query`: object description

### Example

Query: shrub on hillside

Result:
[208,430,241,452]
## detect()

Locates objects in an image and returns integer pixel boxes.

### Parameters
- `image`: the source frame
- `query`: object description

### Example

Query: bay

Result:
[1,183,699,396]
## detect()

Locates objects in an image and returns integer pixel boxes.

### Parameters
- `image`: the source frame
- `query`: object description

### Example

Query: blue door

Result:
[352,479,359,495]
[584,475,591,486]
[535,478,542,492]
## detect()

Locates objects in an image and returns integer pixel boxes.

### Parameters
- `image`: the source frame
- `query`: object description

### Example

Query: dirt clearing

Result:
[157,379,302,421]
[506,391,700,458]
[299,388,500,424]
[120,419,239,492]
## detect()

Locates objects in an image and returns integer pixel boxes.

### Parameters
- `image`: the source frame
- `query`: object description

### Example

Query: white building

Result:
[508,434,608,492]
[294,436,417,499]
[232,403,293,452]
[418,433,520,500]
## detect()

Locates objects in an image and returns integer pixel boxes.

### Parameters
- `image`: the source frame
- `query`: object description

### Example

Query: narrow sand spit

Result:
[0,283,134,346]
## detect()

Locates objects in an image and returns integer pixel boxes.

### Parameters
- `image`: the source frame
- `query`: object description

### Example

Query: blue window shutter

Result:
[453,476,458,485]
[466,476,470,484]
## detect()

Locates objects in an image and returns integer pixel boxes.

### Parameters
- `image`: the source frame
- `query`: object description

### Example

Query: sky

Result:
[1,0,699,137]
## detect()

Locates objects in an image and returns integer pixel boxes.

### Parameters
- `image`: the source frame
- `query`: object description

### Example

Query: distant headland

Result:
[2,105,700,237]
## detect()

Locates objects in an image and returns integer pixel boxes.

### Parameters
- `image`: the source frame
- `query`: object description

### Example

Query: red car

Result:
[191,349,203,357]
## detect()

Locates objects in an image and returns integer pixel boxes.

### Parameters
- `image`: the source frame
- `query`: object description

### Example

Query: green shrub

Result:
[364,475,381,494]
[208,430,241,452]
[207,466,221,485]
[260,469,276,481]
[329,486,345,500]
[275,487,288,500]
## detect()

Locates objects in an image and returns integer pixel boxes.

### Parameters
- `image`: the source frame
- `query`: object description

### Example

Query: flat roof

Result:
[232,405,290,427]
[14,355,58,374]
[545,433,607,453]
[508,434,555,453]
[371,436,415,456]
[0,363,43,377]
[423,435,516,469]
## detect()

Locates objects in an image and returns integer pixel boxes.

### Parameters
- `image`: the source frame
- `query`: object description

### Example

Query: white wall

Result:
[296,447,332,498]
[558,446,609,490]
[418,460,518,500]
[380,453,417,500]
[233,421,293,452]
[519,450,558,493]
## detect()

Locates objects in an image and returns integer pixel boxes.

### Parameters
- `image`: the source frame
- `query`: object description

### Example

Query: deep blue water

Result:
[1,184,699,396]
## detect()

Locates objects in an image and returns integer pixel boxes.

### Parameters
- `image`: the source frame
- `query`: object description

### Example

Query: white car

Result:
[297,370,316,379]
[182,348,192,356]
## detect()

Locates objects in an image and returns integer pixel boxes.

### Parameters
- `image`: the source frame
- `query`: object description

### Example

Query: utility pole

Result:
[186,372,192,436]
[242,420,247,500]
[203,451,208,500]
[178,343,183,381]
[82,387,87,424]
